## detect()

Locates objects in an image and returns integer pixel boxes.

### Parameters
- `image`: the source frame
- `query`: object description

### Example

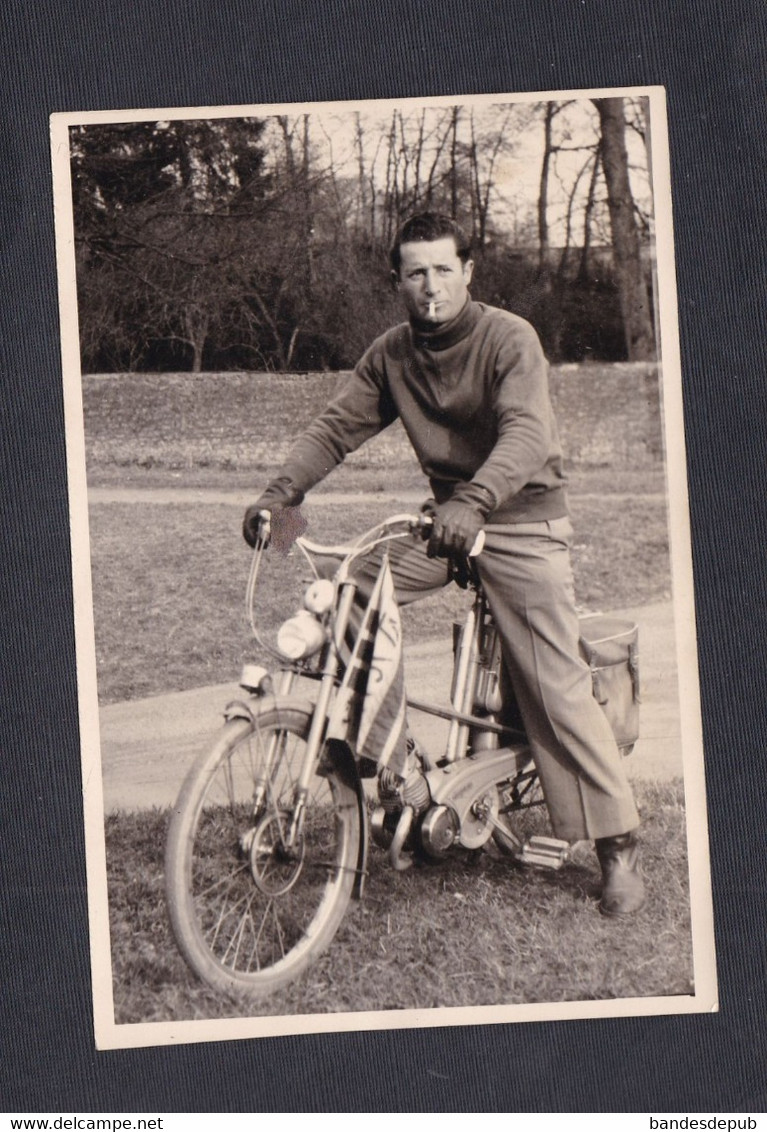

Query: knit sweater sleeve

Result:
[469,316,556,508]
[270,340,398,495]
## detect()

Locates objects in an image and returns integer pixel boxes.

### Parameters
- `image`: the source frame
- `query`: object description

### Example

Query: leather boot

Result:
[595,831,645,916]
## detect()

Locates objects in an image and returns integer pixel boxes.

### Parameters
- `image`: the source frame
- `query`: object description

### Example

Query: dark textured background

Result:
[2,0,766,1112]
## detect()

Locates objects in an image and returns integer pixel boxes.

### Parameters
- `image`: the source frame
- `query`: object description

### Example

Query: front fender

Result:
[223,693,316,724]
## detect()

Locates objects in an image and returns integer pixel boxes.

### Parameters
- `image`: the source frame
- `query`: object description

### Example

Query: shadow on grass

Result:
[105,778,692,1026]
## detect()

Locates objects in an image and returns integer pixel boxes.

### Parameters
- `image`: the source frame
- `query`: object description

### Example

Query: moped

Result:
[165,510,639,997]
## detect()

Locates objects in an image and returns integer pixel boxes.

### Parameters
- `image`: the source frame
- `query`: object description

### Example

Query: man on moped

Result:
[243,210,645,917]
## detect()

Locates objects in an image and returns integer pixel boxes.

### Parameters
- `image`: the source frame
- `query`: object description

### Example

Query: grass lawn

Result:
[84,363,671,703]
[85,363,687,1026]
[89,491,670,704]
[105,778,691,1024]
[83,364,664,485]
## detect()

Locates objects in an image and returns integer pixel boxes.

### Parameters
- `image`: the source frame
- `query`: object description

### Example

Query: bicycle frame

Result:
[165,514,568,1000]
[242,515,527,853]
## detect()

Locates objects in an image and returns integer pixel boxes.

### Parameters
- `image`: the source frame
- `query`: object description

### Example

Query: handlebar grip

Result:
[414,514,485,557]
[252,508,272,548]
[469,530,485,557]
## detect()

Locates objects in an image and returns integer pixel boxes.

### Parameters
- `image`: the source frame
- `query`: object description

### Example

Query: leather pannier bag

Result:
[578,614,640,754]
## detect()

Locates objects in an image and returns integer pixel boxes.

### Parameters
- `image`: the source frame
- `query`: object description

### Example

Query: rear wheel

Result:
[165,707,361,997]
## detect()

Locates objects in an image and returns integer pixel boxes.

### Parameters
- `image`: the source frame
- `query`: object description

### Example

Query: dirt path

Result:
[88,485,683,811]
[98,600,685,812]
[89,487,668,506]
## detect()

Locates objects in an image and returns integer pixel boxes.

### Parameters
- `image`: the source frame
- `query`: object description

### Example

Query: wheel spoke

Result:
[207,890,250,950]
[194,862,250,902]
[167,710,360,994]
[220,892,255,968]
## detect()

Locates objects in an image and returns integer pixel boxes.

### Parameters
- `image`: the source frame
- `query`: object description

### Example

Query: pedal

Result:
[519,835,570,870]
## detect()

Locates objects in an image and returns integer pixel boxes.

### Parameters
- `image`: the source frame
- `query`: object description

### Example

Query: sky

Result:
[260,92,653,248]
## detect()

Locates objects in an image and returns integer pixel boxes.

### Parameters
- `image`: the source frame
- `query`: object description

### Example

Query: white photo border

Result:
[50,84,717,1051]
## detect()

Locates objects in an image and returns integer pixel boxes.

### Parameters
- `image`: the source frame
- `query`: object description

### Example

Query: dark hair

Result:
[389,211,472,274]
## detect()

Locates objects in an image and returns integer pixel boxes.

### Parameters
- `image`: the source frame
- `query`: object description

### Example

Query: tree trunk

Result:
[594,97,655,360]
[468,112,481,247]
[184,308,209,373]
[578,140,602,283]
[449,108,459,219]
[383,111,397,245]
[354,112,367,232]
[538,103,555,277]
[413,109,425,206]
[302,114,314,295]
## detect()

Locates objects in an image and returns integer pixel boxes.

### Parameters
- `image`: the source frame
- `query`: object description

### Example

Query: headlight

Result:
[303,578,334,615]
[276,610,326,660]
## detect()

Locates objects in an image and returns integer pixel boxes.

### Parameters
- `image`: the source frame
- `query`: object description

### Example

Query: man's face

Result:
[394,236,474,324]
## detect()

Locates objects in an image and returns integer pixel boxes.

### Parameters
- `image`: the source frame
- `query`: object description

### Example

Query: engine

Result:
[372,744,533,862]
[372,763,463,860]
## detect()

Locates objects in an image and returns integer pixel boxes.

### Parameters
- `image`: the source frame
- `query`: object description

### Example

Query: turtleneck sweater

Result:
[271,299,567,524]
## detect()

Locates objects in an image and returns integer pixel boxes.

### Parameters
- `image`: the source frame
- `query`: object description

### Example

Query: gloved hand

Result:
[427,499,484,559]
[242,504,272,548]
[426,482,495,561]
[243,477,305,548]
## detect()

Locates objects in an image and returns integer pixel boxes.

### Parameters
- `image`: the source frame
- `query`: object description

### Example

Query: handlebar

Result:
[246,508,485,661]
[255,508,484,559]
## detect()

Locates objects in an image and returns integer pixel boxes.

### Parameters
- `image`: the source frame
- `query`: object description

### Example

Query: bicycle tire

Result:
[165,707,360,997]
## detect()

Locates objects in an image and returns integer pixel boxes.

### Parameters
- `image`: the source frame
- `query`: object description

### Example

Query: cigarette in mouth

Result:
[428,301,437,319]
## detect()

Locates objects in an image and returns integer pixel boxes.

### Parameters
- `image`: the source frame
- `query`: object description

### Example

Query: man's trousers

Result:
[351,515,639,843]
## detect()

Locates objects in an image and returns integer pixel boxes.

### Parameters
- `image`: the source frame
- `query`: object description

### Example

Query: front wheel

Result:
[165,706,361,998]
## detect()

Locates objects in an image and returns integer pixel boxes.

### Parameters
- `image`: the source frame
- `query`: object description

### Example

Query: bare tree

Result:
[71,101,656,372]
[537,102,557,276]
[577,139,602,283]
[593,97,655,360]
[71,119,269,371]
[466,106,516,251]
[449,107,460,219]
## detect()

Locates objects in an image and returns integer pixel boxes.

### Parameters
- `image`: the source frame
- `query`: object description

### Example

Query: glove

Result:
[426,483,495,561]
[243,477,305,548]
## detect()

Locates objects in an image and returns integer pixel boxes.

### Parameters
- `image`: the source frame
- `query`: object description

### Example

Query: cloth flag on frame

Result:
[326,555,408,777]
